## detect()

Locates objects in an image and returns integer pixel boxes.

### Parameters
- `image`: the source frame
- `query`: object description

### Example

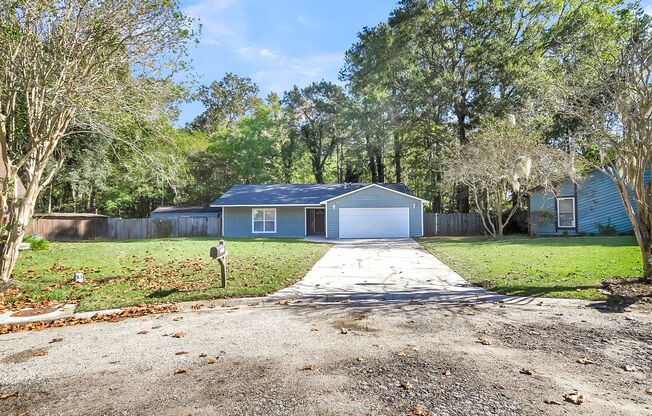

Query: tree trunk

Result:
[312,157,324,184]
[368,151,377,183]
[640,241,652,283]
[375,151,385,183]
[455,100,470,213]
[393,132,402,183]
[495,188,504,240]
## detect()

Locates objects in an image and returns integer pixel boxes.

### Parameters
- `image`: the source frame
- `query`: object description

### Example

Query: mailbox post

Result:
[210,239,227,288]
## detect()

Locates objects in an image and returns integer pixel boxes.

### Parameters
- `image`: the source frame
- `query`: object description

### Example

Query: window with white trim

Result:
[557,197,576,228]
[252,208,276,233]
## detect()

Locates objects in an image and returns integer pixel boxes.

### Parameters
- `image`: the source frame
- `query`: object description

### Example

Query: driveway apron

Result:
[272,238,518,305]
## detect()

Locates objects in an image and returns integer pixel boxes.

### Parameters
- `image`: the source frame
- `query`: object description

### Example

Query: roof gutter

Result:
[210,203,324,208]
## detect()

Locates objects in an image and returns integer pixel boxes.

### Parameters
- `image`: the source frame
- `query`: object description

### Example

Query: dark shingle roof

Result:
[211,183,412,206]
[151,206,221,214]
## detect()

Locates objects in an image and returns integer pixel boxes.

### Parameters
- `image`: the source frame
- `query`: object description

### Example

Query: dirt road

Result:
[0,297,650,416]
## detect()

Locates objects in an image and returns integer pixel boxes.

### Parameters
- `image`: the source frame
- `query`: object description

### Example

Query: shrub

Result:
[154,220,174,238]
[24,236,49,251]
[597,220,617,236]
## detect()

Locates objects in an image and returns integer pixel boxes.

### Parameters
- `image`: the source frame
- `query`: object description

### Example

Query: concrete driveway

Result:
[272,238,525,305]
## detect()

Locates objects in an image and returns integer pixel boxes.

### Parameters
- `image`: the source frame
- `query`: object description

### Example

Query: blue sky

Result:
[179,0,652,126]
[179,0,398,125]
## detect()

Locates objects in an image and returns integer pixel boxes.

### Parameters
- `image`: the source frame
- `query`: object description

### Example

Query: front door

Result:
[306,208,326,236]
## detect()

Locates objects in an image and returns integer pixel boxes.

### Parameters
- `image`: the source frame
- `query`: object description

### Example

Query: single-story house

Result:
[211,183,427,239]
[150,206,221,220]
[529,169,634,236]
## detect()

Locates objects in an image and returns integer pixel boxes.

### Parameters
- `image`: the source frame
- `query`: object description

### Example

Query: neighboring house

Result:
[211,183,427,239]
[150,206,221,220]
[529,170,634,236]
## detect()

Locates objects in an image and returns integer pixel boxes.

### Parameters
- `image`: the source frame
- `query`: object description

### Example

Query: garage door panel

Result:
[339,208,409,238]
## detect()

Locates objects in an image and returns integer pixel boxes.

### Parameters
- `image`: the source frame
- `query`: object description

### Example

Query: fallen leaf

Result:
[191,304,203,310]
[577,357,594,365]
[544,399,562,405]
[151,325,162,329]
[173,317,183,321]
[406,320,417,324]
[175,351,188,355]
[207,357,217,364]
[356,356,364,362]
[311,327,319,332]
[624,365,637,372]
[199,353,207,358]
[49,337,63,344]
[0,392,17,400]
[411,347,419,351]
[174,368,187,375]
[137,330,148,335]
[442,369,451,376]
[646,387,652,395]
[563,392,584,405]
[493,384,506,390]
[396,351,407,357]
[172,332,186,338]
[519,368,534,375]
[412,405,427,415]
[401,381,413,390]
[340,327,348,334]
[33,350,47,357]
[477,337,492,345]
[301,364,315,371]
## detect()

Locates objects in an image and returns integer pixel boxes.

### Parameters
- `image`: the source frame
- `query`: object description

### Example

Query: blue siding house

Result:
[211,183,426,239]
[529,170,633,236]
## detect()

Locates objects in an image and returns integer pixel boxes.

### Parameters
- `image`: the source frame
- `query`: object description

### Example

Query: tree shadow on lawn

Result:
[421,235,637,248]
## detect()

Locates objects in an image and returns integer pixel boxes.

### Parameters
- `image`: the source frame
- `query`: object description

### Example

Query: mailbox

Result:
[209,240,227,288]
[210,243,226,259]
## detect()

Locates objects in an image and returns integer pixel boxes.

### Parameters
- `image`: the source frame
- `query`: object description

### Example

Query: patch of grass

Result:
[9,238,330,312]
[418,236,642,300]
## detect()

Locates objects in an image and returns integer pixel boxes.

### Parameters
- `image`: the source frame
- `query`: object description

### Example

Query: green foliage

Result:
[597,220,618,236]
[23,236,49,251]
[154,220,174,238]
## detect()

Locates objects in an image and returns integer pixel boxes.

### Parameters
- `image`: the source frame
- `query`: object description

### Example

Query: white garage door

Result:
[339,208,410,238]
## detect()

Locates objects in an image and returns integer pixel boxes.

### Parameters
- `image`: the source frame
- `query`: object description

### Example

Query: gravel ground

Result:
[0,298,650,416]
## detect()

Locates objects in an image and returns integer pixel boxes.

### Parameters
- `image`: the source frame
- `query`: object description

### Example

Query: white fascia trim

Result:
[211,203,323,207]
[319,184,429,204]
[420,201,424,237]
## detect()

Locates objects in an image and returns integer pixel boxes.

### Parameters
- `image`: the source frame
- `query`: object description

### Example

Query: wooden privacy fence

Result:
[27,217,109,241]
[423,212,483,236]
[27,217,221,241]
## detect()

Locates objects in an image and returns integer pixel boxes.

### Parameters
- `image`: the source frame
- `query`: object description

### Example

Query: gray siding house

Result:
[529,170,634,236]
[211,183,426,239]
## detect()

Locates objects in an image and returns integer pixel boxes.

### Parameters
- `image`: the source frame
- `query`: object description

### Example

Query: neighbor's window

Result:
[252,208,276,233]
[557,197,576,228]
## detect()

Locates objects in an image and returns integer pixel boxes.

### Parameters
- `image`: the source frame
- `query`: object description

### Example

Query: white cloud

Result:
[252,53,344,93]
[297,14,321,29]
[645,5,652,16]
[184,0,245,46]
[258,48,279,59]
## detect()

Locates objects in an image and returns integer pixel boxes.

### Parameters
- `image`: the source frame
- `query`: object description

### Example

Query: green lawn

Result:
[418,236,642,300]
[6,238,330,312]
